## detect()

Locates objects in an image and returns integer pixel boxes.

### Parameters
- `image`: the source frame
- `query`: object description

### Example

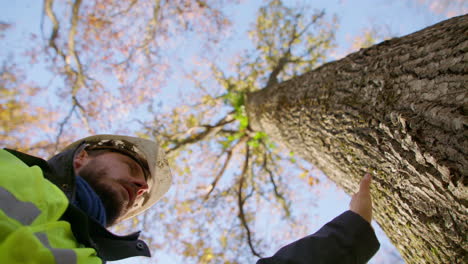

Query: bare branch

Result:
[114,0,162,65]
[220,129,238,135]
[166,111,235,154]
[262,146,291,218]
[53,94,95,153]
[265,10,325,88]
[166,125,224,154]
[204,149,233,200]
[73,96,95,134]
[294,10,325,42]
[204,137,247,200]
[265,56,288,88]
[110,0,138,17]
[68,0,85,96]
[44,0,87,95]
[44,0,62,57]
[298,39,330,60]
[237,143,263,258]
[54,104,77,153]
[142,0,161,58]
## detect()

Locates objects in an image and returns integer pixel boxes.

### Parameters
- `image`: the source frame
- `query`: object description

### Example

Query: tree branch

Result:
[54,104,77,153]
[204,149,233,200]
[68,0,85,96]
[142,0,161,58]
[44,0,61,57]
[204,137,247,200]
[220,129,238,135]
[114,0,161,66]
[166,111,235,154]
[265,56,288,88]
[110,0,138,17]
[237,143,263,258]
[44,0,87,96]
[262,146,291,218]
[295,10,325,42]
[73,96,94,134]
[264,10,325,88]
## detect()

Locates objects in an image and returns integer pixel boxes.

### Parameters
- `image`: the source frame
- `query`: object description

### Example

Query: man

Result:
[1,134,379,263]
[1,134,172,263]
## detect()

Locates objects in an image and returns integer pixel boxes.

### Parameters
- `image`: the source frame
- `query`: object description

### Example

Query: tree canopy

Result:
[2,0,235,154]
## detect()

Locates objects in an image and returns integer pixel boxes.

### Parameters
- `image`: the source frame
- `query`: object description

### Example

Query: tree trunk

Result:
[246,15,467,264]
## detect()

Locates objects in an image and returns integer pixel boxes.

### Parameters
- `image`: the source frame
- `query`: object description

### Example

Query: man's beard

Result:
[77,162,129,226]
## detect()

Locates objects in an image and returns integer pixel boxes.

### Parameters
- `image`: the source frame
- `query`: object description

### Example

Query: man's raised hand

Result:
[350,173,373,223]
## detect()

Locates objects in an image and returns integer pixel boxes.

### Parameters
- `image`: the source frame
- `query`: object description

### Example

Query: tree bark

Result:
[246,15,467,264]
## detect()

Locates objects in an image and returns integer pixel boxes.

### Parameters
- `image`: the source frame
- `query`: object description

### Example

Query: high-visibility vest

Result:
[0,149,102,264]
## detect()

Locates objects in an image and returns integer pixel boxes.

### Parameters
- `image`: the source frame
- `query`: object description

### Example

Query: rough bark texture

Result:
[246,15,467,263]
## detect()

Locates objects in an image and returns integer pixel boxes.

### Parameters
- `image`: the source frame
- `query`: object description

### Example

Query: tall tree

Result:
[138,0,337,262]
[246,14,467,263]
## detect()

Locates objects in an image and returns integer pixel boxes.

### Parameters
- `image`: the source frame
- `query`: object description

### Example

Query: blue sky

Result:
[1,0,466,263]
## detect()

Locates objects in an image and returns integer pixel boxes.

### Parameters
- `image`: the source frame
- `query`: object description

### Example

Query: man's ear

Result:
[74,149,90,170]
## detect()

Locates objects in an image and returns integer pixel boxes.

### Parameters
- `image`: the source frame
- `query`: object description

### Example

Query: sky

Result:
[1,0,467,263]
[149,0,466,110]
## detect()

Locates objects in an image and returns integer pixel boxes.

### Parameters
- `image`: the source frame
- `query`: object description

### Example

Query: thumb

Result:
[359,173,372,193]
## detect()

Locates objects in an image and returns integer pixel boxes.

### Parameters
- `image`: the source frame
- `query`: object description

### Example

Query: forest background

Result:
[1,0,466,263]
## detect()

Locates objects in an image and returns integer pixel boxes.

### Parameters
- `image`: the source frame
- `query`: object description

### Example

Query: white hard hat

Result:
[65,134,172,221]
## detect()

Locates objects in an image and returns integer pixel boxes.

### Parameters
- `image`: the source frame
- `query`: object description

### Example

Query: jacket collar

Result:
[48,147,78,200]
[4,148,77,201]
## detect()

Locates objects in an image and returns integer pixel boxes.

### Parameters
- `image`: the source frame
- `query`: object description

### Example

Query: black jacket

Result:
[257,211,380,264]
[5,148,151,262]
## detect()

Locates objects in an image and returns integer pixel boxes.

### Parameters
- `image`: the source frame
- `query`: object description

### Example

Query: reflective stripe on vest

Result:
[0,186,40,225]
[36,233,77,264]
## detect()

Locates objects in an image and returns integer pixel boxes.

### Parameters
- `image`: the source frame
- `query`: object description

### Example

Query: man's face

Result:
[74,150,149,226]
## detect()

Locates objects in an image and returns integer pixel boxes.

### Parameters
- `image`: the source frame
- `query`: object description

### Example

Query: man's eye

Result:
[126,162,142,178]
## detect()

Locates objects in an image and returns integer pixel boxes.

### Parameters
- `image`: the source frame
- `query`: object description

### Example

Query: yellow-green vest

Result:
[0,149,102,264]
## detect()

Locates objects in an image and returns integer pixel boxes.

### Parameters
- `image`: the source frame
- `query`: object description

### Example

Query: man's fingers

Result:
[350,173,374,223]
[359,173,372,193]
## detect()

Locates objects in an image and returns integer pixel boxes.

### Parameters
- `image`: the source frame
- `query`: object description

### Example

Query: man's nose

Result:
[133,178,149,196]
